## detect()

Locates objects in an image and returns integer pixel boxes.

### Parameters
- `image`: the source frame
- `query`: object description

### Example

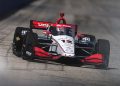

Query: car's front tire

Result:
[95,39,110,69]
[21,45,34,60]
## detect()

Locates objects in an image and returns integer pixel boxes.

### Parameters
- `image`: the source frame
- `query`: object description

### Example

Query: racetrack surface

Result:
[0,0,120,86]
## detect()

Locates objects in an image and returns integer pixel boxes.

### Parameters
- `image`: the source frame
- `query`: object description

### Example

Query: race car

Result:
[12,13,110,69]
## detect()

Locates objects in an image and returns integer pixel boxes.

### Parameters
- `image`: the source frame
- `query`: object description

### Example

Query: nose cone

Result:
[63,40,74,54]
[53,35,75,57]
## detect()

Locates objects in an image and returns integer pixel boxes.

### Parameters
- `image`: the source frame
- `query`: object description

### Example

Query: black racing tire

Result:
[21,47,30,60]
[95,39,110,69]
[22,47,34,61]
[21,37,35,61]
[12,45,22,57]
[12,27,28,57]
[21,31,38,61]
[22,54,31,60]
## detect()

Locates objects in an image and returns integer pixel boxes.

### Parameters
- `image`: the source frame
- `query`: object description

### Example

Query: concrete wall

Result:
[0,0,32,17]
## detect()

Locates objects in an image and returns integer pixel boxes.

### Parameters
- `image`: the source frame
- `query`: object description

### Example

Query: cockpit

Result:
[48,26,74,37]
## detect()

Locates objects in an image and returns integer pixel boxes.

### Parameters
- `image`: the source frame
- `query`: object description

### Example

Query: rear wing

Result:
[30,20,51,30]
[30,20,77,35]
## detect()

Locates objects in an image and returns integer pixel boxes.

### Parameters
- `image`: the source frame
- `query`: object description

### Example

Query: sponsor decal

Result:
[82,37,90,42]
[56,24,71,28]
[26,51,32,56]
[21,30,27,35]
[38,23,49,27]
[16,37,20,41]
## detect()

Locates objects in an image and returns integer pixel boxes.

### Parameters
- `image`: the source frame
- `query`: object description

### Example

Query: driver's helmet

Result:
[57,27,64,35]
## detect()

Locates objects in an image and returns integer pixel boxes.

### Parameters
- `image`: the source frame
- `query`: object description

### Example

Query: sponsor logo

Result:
[38,23,49,27]
[26,51,32,56]
[82,37,90,42]
[21,30,27,35]
[16,37,20,41]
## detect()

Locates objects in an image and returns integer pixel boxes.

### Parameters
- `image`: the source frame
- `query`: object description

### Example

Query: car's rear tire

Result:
[12,27,28,57]
[12,44,22,57]
[95,39,110,69]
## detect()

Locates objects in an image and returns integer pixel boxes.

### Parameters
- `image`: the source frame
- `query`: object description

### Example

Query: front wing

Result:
[33,46,104,64]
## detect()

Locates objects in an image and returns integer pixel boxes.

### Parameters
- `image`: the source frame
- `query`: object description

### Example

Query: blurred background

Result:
[0,0,120,86]
[0,0,32,19]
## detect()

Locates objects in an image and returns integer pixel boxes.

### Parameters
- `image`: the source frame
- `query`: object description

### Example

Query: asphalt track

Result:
[0,0,120,86]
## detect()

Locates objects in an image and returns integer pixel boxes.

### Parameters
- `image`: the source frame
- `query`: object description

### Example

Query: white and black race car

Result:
[12,13,110,69]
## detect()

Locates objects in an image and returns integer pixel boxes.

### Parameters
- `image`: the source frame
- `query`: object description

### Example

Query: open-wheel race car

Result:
[12,13,110,69]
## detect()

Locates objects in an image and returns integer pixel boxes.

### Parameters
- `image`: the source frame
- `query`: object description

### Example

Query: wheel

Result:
[22,46,34,60]
[21,32,36,60]
[12,27,28,57]
[95,39,110,69]
[12,43,22,57]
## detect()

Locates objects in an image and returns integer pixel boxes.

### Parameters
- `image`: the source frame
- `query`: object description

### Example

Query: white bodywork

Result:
[51,35,75,57]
